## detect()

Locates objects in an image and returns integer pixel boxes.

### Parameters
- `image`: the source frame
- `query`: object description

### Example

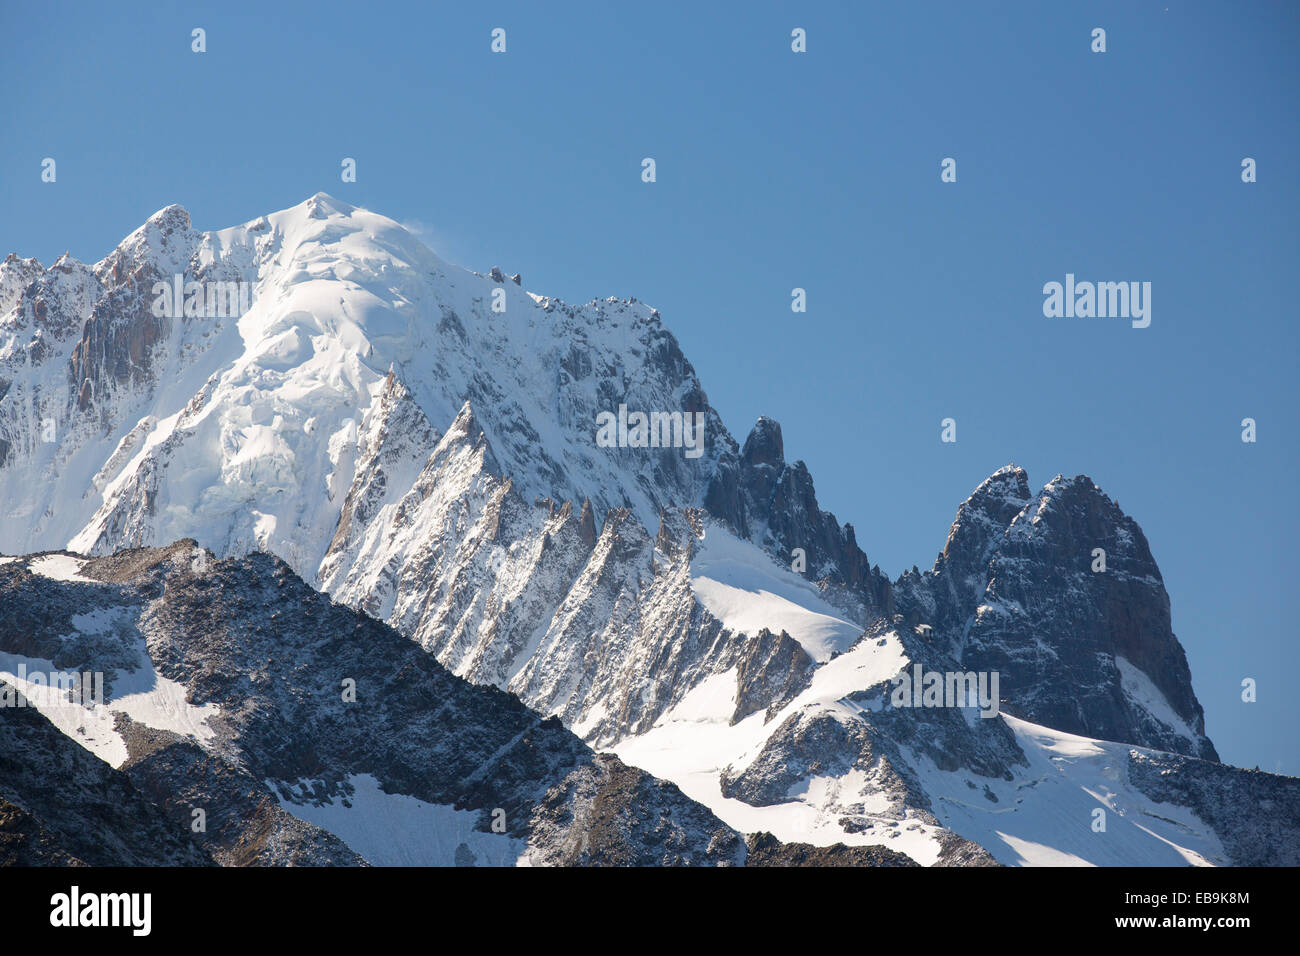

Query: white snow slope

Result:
[270,774,527,867]
[612,615,1228,867]
[689,527,861,663]
[0,193,731,574]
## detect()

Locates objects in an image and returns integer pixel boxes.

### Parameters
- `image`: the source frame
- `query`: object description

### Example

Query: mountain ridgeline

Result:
[1,195,1294,867]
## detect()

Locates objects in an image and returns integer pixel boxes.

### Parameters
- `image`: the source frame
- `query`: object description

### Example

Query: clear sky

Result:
[2,1,1296,775]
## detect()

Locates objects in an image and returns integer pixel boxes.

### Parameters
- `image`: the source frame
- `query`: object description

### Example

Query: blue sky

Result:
[2,1,1296,774]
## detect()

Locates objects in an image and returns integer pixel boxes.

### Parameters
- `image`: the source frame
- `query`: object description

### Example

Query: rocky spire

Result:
[577,497,597,548]
[935,470,1218,761]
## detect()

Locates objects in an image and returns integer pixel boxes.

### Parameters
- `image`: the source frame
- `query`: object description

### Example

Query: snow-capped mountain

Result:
[2,195,1295,866]
[1,195,734,571]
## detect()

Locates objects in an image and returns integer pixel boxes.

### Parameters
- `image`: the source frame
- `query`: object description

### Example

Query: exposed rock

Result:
[933,830,1002,867]
[1127,750,1300,866]
[0,681,214,866]
[962,475,1216,760]
[577,497,597,548]
[731,628,814,724]
[705,416,893,620]
[897,467,1216,761]
[894,464,1033,659]
[0,544,749,866]
[744,831,919,867]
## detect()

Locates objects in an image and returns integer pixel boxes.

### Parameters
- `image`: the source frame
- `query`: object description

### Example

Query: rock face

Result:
[896,467,1217,761]
[744,831,920,867]
[1127,750,1300,866]
[0,683,214,866]
[320,369,443,586]
[705,416,893,619]
[731,628,814,724]
[0,251,101,468]
[895,465,1034,661]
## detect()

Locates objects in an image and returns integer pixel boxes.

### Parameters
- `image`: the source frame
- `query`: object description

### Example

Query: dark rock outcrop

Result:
[0,683,214,866]
[731,628,814,724]
[897,467,1217,761]
[705,416,893,618]
[0,544,749,866]
[744,831,919,867]
[894,464,1033,659]
[1127,750,1300,866]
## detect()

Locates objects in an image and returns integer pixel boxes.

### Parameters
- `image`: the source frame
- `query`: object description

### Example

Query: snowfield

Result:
[2,193,730,578]
[271,774,527,867]
[915,716,1225,866]
[613,620,1230,866]
[690,526,864,662]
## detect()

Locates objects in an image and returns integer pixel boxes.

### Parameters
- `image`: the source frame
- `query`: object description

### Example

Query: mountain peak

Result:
[434,399,502,478]
[963,471,1214,760]
[968,464,1032,509]
[741,416,784,468]
[3,252,42,269]
[446,399,482,440]
[989,462,1027,480]
[936,465,1034,571]
[94,203,200,281]
[1009,473,1118,541]
[1042,473,1101,497]
[143,203,193,232]
[51,251,82,271]
[303,192,357,219]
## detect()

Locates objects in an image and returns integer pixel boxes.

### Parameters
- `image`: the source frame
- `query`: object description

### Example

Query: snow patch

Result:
[27,554,96,583]
[690,525,862,662]
[0,603,220,769]
[0,651,127,766]
[270,773,526,866]
[1116,656,1199,747]
[912,715,1225,867]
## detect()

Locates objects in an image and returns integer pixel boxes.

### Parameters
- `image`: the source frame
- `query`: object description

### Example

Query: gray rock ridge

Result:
[0,543,749,866]
[1126,750,1300,867]
[318,393,841,749]
[743,830,921,867]
[704,416,893,621]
